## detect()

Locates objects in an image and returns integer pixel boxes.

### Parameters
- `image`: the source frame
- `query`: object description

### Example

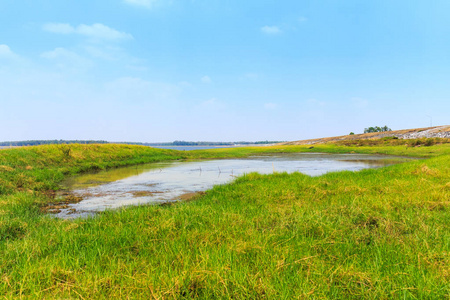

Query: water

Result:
[150,145,236,151]
[54,153,408,218]
[150,145,268,151]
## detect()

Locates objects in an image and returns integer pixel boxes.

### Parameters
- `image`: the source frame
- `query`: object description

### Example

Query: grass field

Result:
[1,142,450,298]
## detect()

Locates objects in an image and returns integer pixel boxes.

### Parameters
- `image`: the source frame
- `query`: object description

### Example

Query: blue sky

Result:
[1,0,449,142]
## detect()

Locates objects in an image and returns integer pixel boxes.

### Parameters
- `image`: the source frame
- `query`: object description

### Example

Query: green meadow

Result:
[1,141,450,299]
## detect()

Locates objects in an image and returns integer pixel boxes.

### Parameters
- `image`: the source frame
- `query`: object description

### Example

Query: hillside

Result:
[283,125,450,145]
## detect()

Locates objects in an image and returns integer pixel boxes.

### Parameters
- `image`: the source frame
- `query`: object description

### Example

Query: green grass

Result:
[1,142,450,298]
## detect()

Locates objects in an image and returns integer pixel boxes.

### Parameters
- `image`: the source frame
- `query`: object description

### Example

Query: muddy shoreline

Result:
[43,153,411,219]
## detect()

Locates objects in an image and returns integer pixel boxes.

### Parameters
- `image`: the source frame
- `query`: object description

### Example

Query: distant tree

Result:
[364,126,392,133]
[349,132,355,135]
[0,140,109,147]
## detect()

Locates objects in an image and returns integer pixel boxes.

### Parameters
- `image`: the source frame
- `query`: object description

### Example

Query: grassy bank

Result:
[1,143,450,298]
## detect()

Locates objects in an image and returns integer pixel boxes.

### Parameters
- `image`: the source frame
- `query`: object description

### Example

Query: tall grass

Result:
[0,142,449,298]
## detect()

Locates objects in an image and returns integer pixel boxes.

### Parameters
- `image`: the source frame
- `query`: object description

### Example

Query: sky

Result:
[0,0,449,142]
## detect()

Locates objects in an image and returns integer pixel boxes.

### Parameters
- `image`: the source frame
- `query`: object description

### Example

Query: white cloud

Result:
[261,26,282,35]
[41,47,93,71]
[78,24,133,40]
[201,75,212,84]
[242,73,260,81]
[43,23,133,41]
[83,45,116,60]
[298,16,308,22]
[104,77,180,102]
[42,23,75,34]
[0,44,19,59]
[83,45,144,70]
[41,48,79,60]
[123,0,157,8]
[264,103,277,110]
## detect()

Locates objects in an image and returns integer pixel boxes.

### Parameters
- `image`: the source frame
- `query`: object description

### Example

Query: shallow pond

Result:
[53,153,410,218]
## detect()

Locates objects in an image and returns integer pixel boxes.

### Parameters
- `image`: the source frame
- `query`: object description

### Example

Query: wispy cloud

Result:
[41,23,142,77]
[261,17,307,36]
[104,77,180,102]
[41,47,93,71]
[123,0,157,8]
[43,23,133,41]
[83,45,117,60]
[41,47,74,59]
[200,98,225,110]
[42,23,74,34]
[201,75,212,84]
[77,24,132,41]
[261,25,282,35]
[0,44,19,59]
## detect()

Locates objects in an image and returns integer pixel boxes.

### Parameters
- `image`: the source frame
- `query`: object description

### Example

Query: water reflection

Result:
[54,153,411,218]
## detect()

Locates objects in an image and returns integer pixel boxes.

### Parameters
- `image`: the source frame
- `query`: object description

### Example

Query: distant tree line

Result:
[364,126,392,133]
[0,140,109,147]
[0,140,284,147]
[172,141,232,146]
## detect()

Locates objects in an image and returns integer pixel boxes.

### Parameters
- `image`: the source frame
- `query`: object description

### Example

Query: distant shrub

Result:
[406,138,440,147]
[349,132,355,135]
[424,139,435,146]
[364,126,392,133]
[334,137,449,147]
[381,136,398,141]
